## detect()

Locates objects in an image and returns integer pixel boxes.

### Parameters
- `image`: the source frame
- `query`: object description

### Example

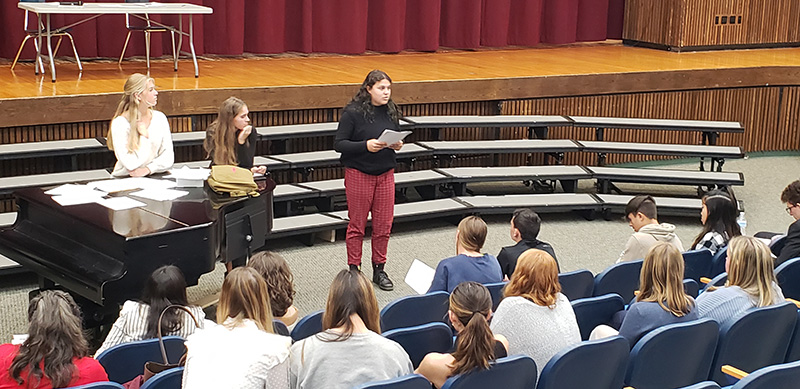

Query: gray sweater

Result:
[289,330,412,389]
[489,294,581,378]
[695,284,785,326]
[618,300,698,348]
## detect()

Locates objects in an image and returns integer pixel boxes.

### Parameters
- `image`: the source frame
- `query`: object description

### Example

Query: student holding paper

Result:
[334,69,404,291]
[204,96,267,175]
[108,73,174,177]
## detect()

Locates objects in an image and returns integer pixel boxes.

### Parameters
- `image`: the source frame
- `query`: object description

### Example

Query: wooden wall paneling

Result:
[778,87,800,150]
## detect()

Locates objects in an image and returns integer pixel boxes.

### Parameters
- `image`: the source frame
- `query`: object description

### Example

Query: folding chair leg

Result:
[145,31,151,69]
[170,30,177,71]
[32,37,45,75]
[54,36,63,58]
[65,32,82,71]
[119,30,132,64]
[11,35,31,71]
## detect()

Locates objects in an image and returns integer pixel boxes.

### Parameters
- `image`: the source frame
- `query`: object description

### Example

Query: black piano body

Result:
[0,185,272,324]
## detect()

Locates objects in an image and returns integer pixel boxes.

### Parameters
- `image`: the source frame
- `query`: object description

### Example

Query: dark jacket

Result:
[496,239,559,278]
[777,219,800,267]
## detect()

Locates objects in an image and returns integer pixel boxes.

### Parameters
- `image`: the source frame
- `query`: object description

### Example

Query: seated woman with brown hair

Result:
[0,290,108,388]
[182,267,291,389]
[591,242,698,347]
[489,249,581,378]
[248,251,298,327]
[289,270,412,389]
[415,281,508,388]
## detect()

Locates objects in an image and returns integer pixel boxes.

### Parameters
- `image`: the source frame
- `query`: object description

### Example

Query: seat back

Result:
[683,249,713,283]
[537,336,629,389]
[593,260,643,302]
[702,272,728,292]
[69,382,126,389]
[710,302,798,385]
[382,322,453,368]
[770,235,788,257]
[684,279,700,298]
[625,319,719,389]
[357,374,433,389]
[440,355,537,389]
[775,257,800,300]
[380,291,449,332]
[273,319,290,336]
[785,310,800,362]
[709,246,729,278]
[139,366,184,389]
[571,294,625,340]
[559,269,594,301]
[484,281,506,311]
[678,382,722,389]
[730,359,800,389]
[290,310,324,342]
[95,336,186,384]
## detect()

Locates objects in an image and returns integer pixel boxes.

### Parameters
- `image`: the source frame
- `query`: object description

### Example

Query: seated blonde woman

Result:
[416,281,508,388]
[591,242,698,347]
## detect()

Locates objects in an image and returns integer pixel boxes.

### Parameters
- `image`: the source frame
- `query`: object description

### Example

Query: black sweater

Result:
[334,104,399,176]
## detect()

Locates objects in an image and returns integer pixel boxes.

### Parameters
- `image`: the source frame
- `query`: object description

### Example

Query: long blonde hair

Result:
[727,236,779,307]
[216,267,274,333]
[504,249,561,307]
[205,97,246,165]
[109,73,154,153]
[637,242,693,316]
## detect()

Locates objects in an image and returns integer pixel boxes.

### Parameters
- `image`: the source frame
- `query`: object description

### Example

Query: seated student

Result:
[696,236,785,325]
[428,216,503,293]
[776,180,800,266]
[591,242,698,347]
[204,96,267,175]
[691,190,741,255]
[618,195,684,263]
[289,270,412,389]
[96,265,205,355]
[109,73,174,177]
[490,249,580,379]
[0,290,108,388]
[182,267,291,389]
[496,208,558,279]
[248,251,299,327]
[416,282,508,388]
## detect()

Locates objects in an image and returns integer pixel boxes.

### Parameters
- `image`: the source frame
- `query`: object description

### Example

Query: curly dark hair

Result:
[345,69,401,124]
[248,251,295,317]
[781,180,800,205]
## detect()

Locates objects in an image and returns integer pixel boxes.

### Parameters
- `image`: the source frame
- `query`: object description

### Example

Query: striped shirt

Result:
[96,301,205,355]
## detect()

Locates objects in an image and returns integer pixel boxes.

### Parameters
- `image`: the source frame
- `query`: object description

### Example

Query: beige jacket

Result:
[617,223,684,263]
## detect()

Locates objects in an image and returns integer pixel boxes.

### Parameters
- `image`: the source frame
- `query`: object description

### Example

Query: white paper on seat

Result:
[405,259,436,295]
[96,197,146,211]
[377,130,412,145]
[129,188,189,202]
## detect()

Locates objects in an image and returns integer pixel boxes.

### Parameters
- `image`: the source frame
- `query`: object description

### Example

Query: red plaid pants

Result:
[344,168,395,266]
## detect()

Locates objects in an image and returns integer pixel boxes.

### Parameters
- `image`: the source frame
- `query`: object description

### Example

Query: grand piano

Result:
[0,182,272,325]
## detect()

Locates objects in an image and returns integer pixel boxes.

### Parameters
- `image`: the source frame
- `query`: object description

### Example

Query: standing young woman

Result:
[0,290,108,388]
[489,249,581,378]
[334,70,404,291]
[416,282,508,388]
[289,270,412,389]
[95,265,205,355]
[427,216,503,293]
[204,96,267,174]
[182,267,291,389]
[590,242,698,347]
[692,190,741,255]
[109,73,174,177]
[696,236,785,325]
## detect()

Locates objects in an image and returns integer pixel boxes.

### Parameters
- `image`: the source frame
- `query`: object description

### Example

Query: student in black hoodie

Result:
[496,208,558,279]
[334,70,403,291]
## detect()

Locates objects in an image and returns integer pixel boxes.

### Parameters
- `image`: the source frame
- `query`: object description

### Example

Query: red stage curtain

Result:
[0,0,626,60]
[439,0,481,49]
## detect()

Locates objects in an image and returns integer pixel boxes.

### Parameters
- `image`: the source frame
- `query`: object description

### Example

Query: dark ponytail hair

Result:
[449,282,495,376]
[345,69,401,124]
[140,265,190,338]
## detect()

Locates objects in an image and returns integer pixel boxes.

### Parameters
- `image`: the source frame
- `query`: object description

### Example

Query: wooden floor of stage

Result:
[3,41,800,100]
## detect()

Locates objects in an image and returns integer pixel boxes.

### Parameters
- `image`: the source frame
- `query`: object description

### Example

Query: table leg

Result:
[189,15,198,78]
[45,14,56,82]
[35,13,43,75]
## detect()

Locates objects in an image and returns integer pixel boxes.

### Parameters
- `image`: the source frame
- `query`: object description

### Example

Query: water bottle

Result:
[737,212,747,236]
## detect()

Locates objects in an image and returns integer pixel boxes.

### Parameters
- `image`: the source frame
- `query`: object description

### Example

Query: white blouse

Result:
[110,110,174,177]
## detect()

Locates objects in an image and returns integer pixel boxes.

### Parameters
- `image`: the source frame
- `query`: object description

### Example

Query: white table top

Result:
[18,2,213,15]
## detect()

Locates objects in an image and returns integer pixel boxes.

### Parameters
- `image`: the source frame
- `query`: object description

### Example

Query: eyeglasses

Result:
[786,204,798,214]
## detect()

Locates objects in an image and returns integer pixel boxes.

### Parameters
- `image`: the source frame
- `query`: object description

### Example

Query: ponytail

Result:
[449,311,495,376]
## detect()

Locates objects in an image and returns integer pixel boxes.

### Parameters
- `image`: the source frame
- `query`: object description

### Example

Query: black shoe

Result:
[372,263,394,291]
[349,264,361,272]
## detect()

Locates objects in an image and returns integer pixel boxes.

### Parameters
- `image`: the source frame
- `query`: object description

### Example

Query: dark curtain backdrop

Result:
[0,0,624,60]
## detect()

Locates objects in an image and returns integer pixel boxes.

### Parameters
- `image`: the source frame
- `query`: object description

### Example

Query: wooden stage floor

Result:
[2,42,800,127]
